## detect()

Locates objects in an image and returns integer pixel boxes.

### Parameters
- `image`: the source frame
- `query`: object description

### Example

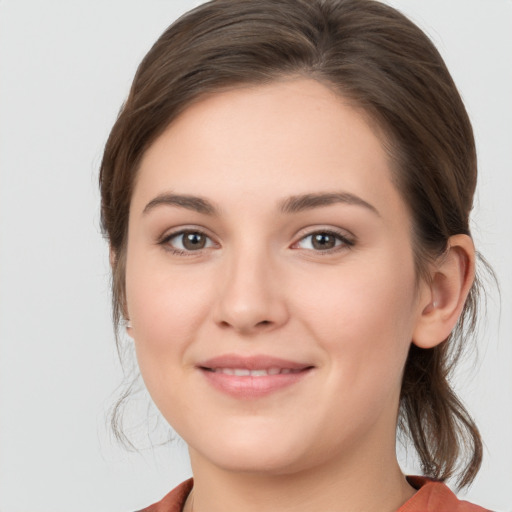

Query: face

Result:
[125,79,428,476]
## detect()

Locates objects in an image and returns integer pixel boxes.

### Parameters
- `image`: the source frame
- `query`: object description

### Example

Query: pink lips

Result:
[197,354,314,399]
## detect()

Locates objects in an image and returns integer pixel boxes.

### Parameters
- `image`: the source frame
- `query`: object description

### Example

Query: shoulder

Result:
[399,476,492,512]
[135,479,193,512]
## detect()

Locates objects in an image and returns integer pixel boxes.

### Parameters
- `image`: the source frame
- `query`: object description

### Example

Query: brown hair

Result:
[100,0,486,488]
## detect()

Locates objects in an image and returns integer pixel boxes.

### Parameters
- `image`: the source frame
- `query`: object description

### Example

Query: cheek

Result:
[124,246,214,372]
[292,251,418,379]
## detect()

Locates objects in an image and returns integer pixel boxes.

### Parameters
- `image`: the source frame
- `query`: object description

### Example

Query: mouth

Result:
[202,367,306,376]
[197,354,314,399]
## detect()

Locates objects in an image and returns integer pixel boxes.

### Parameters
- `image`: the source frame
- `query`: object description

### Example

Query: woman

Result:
[99,0,494,510]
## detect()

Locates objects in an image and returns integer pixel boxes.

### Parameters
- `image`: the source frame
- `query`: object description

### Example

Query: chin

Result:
[189,427,312,475]
[207,450,304,476]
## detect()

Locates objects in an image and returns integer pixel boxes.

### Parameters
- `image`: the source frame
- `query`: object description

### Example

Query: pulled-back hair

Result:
[100,0,486,488]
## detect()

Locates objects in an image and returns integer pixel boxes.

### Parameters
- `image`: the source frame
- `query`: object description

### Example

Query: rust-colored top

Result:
[139,476,491,511]
[137,479,193,512]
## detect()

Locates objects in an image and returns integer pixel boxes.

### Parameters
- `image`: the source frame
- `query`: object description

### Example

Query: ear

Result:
[125,320,134,338]
[412,234,475,349]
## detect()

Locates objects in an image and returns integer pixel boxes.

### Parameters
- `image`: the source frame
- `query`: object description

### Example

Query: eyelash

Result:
[292,229,355,254]
[159,228,355,256]
[159,229,216,256]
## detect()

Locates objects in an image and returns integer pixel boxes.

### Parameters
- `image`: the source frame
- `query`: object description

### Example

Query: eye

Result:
[162,229,215,253]
[294,230,354,252]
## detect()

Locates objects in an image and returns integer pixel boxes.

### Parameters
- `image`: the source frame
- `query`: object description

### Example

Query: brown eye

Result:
[182,231,207,250]
[164,230,214,253]
[311,233,337,250]
[295,230,353,252]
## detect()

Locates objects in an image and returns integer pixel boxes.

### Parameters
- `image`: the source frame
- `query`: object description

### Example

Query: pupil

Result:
[313,233,335,250]
[183,232,205,250]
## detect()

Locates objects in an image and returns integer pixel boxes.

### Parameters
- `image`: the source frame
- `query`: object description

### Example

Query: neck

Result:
[187,441,415,512]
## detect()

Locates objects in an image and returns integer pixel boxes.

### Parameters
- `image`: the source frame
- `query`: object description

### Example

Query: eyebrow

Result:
[143,194,218,215]
[279,192,380,216]
[142,191,379,217]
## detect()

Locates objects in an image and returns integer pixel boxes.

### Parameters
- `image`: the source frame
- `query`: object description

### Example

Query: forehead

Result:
[132,78,406,223]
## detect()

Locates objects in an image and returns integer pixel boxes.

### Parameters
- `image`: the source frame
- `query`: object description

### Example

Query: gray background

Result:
[0,1,510,511]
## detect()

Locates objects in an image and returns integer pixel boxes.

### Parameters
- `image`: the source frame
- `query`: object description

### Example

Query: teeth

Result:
[212,367,300,376]
[250,370,268,377]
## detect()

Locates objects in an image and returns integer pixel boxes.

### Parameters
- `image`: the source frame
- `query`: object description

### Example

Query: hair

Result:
[100,0,487,488]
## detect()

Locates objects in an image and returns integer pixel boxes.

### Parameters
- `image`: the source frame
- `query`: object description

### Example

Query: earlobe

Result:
[412,234,475,349]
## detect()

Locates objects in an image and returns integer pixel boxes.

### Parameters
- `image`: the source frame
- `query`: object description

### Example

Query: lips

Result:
[206,367,303,376]
[197,354,314,399]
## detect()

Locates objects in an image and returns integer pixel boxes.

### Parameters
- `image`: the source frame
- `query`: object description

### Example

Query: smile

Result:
[197,355,314,399]
[205,367,304,376]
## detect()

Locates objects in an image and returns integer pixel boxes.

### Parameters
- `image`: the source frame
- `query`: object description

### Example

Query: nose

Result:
[213,246,289,335]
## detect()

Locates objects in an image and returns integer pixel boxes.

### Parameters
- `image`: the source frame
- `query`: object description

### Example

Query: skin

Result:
[123,79,474,512]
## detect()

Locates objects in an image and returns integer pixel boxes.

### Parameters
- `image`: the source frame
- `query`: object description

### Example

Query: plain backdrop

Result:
[0,1,511,511]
